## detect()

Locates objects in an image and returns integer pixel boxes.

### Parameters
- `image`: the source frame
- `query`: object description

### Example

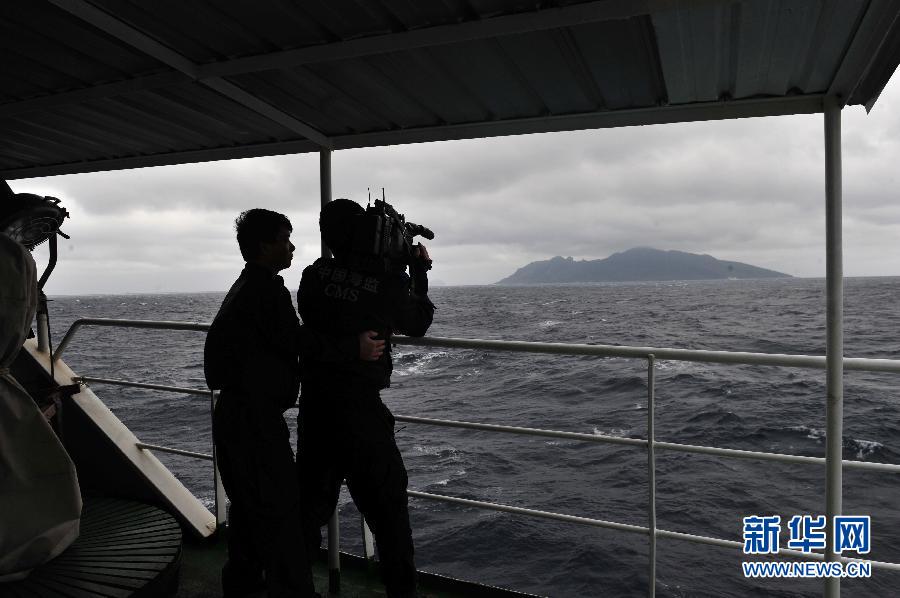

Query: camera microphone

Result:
[406,222,434,240]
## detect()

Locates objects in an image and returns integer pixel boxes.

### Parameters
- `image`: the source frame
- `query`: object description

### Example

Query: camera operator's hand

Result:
[359,330,385,361]
[413,243,432,272]
[410,243,432,299]
[413,243,430,263]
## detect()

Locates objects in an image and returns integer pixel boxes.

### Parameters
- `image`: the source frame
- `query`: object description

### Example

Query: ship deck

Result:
[178,531,536,598]
[3,498,533,598]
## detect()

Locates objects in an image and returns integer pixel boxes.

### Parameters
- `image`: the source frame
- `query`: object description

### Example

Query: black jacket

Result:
[205,262,357,411]
[297,257,434,390]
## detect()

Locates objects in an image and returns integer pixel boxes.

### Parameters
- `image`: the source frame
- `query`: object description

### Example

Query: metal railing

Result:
[55,318,900,595]
[57,318,226,527]
[390,334,900,595]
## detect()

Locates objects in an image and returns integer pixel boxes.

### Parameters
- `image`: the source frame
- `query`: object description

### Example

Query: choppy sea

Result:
[46,277,900,597]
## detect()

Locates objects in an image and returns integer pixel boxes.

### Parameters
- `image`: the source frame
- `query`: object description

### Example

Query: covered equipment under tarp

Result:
[0,233,81,581]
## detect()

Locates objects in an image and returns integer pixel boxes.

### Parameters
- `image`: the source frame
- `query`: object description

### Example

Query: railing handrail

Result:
[407,490,900,572]
[55,317,900,374]
[393,414,900,473]
[65,374,900,474]
[75,375,209,396]
[55,318,211,361]
[395,335,900,373]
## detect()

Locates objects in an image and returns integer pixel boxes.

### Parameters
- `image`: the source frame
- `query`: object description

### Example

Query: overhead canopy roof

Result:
[2,0,900,180]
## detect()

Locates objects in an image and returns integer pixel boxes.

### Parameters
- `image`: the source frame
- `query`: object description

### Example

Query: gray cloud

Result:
[12,77,900,293]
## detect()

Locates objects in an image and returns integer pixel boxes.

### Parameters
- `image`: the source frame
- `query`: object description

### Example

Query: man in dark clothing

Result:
[296,198,435,598]
[205,209,379,598]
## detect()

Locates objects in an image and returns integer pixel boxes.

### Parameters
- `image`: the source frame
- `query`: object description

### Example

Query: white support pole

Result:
[320,148,332,259]
[647,355,657,598]
[823,96,843,598]
[319,147,341,594]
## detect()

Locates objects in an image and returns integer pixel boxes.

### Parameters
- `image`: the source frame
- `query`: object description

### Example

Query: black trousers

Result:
[213,392,316,597]
[297,389,416,598]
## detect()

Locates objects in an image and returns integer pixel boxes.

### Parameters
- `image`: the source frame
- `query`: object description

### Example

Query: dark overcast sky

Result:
[13,76,900,295]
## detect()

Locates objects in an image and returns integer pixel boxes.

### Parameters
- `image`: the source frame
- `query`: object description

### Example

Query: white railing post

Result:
[37,309,50,353]
[210,389,226,528]
[647,355,657,598]
[328,506,341,594]
[361,515,376,562]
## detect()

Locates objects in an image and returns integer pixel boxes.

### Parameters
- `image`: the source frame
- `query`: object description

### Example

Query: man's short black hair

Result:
[235,209,292,261]
[320,198,364,255]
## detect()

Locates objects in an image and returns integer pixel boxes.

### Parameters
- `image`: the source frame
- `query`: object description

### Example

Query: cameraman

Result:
[296,198,435,598]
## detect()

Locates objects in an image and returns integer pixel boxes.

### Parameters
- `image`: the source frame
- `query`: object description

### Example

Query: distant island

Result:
[496,247,791,284]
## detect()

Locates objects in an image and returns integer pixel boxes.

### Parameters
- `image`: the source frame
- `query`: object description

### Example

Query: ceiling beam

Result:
[201,78,332,144]
[1,94,824,180]
[48,0,198,76]
[198,0,734,79]
[46,0,332,148]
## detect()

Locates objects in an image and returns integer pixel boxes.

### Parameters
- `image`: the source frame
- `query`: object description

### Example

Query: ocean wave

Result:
[654,360,706,374]
[599,376,645,393]
[453,368,482,381]
[844,437,885,460]
[788,424,825,441]
[429,470,467,487]
[786,425,886,459]
[592,426,630,438]
[685,410,743,425]
[410,443,461,462]
[393,350,450,376]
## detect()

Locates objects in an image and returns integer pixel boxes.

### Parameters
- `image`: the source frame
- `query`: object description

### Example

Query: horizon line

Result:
[44,275,900,297]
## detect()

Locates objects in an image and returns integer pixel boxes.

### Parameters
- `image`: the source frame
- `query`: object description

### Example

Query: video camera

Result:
[349,189,434,272]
